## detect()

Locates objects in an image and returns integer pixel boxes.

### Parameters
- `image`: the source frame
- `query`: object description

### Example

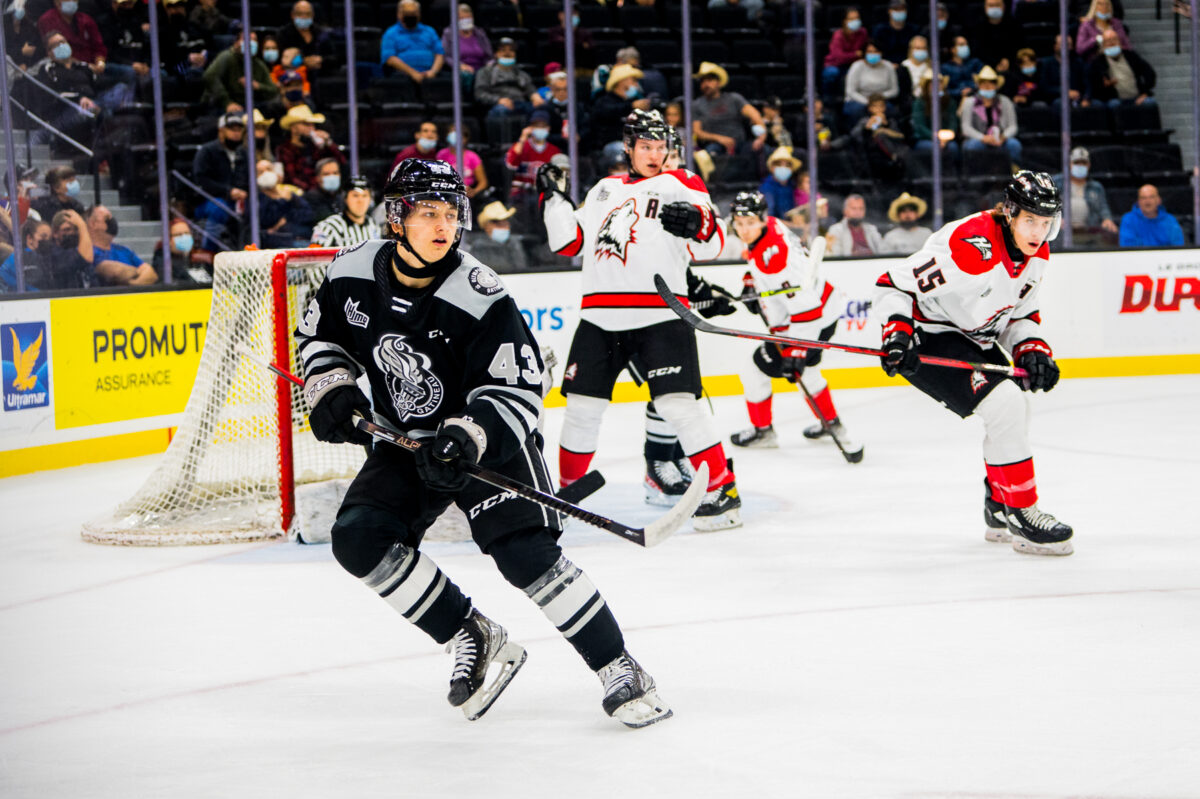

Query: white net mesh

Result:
[82,249,365,546]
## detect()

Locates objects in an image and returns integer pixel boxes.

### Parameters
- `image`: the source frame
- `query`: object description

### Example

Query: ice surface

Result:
[2,376,1199,798]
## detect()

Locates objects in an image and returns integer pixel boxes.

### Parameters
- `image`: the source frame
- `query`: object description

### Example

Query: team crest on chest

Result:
[962,235,993,261]
[595,198,640,265]
[344,298,369,328]
[372,333,444,421]
[468,265,504,296]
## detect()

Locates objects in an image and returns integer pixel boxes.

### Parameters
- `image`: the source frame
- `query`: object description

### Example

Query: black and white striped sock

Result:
[524,555,624,671]
[361,541,470,645]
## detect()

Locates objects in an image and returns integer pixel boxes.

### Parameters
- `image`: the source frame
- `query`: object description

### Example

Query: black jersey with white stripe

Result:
[295,239,545,467]
[311,212,382,248]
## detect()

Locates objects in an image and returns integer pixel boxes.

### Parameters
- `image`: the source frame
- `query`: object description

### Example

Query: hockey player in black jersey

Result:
[295,159,671,727]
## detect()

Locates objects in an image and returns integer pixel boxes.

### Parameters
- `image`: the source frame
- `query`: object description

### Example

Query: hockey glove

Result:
[687,270,737,318]
[880,315,920,378]
[536,162,572,213]
[753,343,806,382]
[1013,338,1059,392]
[413,418,487,493]
[305,368,372,445]
[739,271,761,316]
[660,201,714,241]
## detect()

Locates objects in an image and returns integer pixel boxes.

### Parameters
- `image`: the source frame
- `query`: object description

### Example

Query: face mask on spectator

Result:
[497,56,516,67]
[1103,45,1122,58]
[223,133,242,148]
[60,1,78,15]
[977,88,996,99]
[1096,12,1111,20]
[402,14,418,29]
[986,7,1003,19]
[173,233,194,253]
[460,18,474,32]
[937,18,947,30]
[263,48,279,63]
[531,127,549,141]
[751,124,766,138]
[846,18,861,31]
[446,131,458,147]
[105,217,118,236]
[1021,65,1036,76]
[417,136,437,151]
[912,49,928,62]
[14,6,25,19]
[955,44,970,59]
[847,218,862,227]
[772,166,793,183]
[285,89,305,101]
[1070,164,1088,179]
[257,171,279,190]
[59,233,80,248]
[489,227,511,244]
[321,174,340,192]
[891,11,907,24]
[865,52,882,65]
[53,42,72,61]
[293,17,312,29]
[65,178,81,196]
[571,14,579,26]
[36,239,53,255]
[248,40,258,56]
[624,85,642,99]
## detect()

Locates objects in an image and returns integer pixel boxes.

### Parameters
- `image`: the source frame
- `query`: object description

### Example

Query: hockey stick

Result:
[235,343,706,547]
[653,276,1028,379]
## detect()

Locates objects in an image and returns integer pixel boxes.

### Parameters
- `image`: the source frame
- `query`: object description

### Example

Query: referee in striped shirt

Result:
[310,176,382,247]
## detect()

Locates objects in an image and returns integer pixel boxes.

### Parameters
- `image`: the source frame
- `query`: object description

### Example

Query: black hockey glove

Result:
[536,162,572,213]
[305,368,372,445]
[739,271,761,316]
[687,270,737,318]
[414,419,486,493]
[753,342,806,382]
[880,315,920,378]
[660,201,712,241]
[1013,338,1059,392]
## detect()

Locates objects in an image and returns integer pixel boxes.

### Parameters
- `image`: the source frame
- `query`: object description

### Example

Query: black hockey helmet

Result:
[730,191,768,220]
[622,108,672,152]
[383,158,472,235]
[1004,170,1062,240]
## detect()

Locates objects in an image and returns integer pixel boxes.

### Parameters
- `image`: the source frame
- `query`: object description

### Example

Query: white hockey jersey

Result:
[872,211,1049,351]
[543,169,725,330]
[743,216,843,336]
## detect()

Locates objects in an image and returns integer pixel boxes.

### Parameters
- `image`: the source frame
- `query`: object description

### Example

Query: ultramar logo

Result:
[595,198,639,265]
[469,490,518,519]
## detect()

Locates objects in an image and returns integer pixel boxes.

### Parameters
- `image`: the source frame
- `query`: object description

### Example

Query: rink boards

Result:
[1,248,1197,476]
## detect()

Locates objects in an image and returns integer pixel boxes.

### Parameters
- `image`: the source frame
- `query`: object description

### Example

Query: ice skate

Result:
[731,424,779,448]
[802,418,863,463]
[644,458,690,507]
[446,609,528,720]
[983,479,1012,543]
[1006,505,1074,556]
[693,480,742,531]
[597,650,672,728]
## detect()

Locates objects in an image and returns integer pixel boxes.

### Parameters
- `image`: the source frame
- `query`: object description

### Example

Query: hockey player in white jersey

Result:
[873,171,1073,555]
[540,109,742,530]
[726,191,863,460]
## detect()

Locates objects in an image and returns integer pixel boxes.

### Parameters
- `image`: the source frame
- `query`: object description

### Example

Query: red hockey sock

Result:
[689,443,734,490]
[559,447,595,487]
[804,386,838,424]
[747,397,773,428]
[985,458,1038,508]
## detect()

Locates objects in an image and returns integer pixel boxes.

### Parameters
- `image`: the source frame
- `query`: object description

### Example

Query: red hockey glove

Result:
[1013,338,1059,392]
[880,315,920,378]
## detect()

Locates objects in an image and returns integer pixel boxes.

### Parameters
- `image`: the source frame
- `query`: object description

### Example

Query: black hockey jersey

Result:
[295,240,544,468]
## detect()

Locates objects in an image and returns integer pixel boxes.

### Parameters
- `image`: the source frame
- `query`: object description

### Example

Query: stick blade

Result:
[555,470,606,504]
[640,463,709,547]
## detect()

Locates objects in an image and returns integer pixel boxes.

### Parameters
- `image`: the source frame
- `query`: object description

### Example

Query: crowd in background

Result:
[0,0,1193,292]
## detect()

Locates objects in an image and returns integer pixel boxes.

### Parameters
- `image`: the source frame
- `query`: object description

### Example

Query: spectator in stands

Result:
[843,42,899,124]
[613,47,668,101]
[189,0,234,46]
[277,69,314,112]
[664,101,689,145]
[546,10,595,71]
[437,124,488,201]
[1053,146,1117,246]
[542,70,576,150]
[86,205,158,285]
[442,3,493,91]
[192,112,250,247]
[101,0,152,95]
[275,105,344,192]
[1120,184,1185,247]
[758,147,803,218]
[304,158,344,222]
[921,3,962,59]
[591,63,651,156]
[31,166,85,222]
[850,93,908,183]
[826,194,883,256]
[959,66,1021,162]
[49,208,93,288]
[692,62,767,156]
[27,31,129,143]
[161,0,208,98]
[261,35,281,68]
[912,74,959,160]
[390,120,441,171]
[506,110,562,198]
[463,201,527,272]
[474,37,543,118]
[381,0,445,86]
[256,159,313,249]
[152,219,204,284]
[823,8,867,95]
[900,36,932,97]
[1077,0,1130,62]
[276,1,334,79]
[311,176,380,248]
[784,197,833,239]
[1036,34,1087,107]
[1086,29,1156,108]
[967,0,1023,74]
[881,192,933,254]
[801,96,838,151]
[941,35,983,99]
[0,218,53,292]
[1006,48,1041,106]
[5,2,44,70]
[250,108,277,161]
[37,0,108,78]
[759,97,793,150]
[872,1,918,64]
[203,31,278,109]
[537,62,564,103]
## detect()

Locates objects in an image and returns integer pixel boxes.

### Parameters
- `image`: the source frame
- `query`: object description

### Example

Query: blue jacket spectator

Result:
[940,36,983,98]
[1120,185,1184,247]
[871,1,919,64]
[381,0,443,75]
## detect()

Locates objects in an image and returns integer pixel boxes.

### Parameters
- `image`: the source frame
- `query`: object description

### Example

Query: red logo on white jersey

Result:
[595,198,640,265]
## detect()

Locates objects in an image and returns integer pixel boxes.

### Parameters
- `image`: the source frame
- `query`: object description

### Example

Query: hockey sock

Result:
[643,401,680,462]
[523,555,624,671]
[975,381,1034,481]
[359,540,471,645]
[653,392,730,488]
[688,443,734,489]
[986,458,1038,508]
[559,447,595,486]
[560,394,608,485]
[804,385,838,424]
[747,396,773,428]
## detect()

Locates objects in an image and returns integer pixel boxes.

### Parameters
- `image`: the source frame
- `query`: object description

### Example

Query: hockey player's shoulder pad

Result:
[662,168,710,195]
[327,238,387,282]
[946,213,1003,276]
[436,252,511,320]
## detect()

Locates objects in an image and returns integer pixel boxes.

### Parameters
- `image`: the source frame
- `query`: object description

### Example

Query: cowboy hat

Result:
[887,192,928,222]
[250,108,275,127]
[972,65,1005,89]
[605,63,644,93]
[477,201,517,225]
[693,61,729,88]
[918,73,950,91]
[766,146,802,171]
[279,104,326,130]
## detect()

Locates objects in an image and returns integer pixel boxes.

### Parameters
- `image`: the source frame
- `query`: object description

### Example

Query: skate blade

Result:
[611,690,674,729]
[462,642,528,721]
[1011,536,1074,556]
[693,507,742,532]
[731,438,779,449]
[984,527,1013,543]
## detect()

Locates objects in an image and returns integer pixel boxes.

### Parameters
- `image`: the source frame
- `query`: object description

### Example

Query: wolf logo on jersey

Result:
[963,235,993,261]
[373,333,445,421]
[595,198,639,264]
